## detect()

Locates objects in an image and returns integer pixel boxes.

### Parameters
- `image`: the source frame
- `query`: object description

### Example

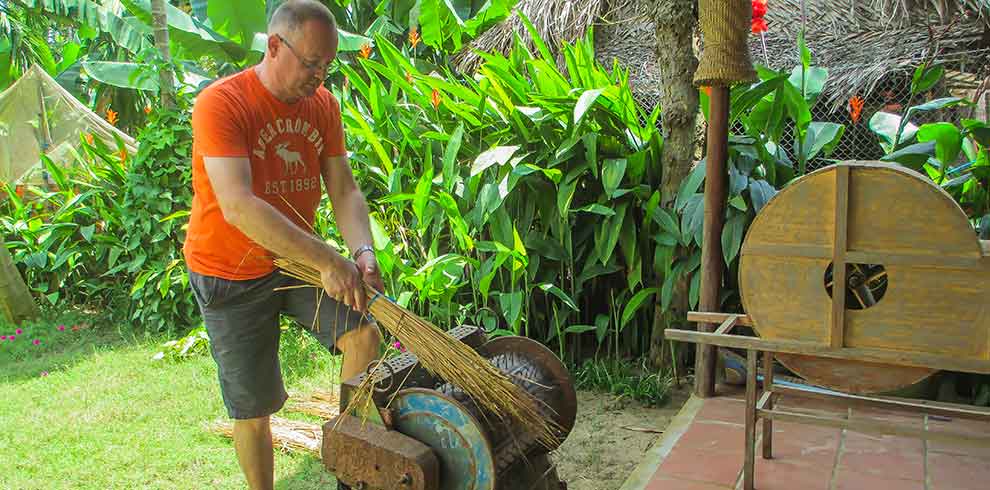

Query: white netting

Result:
[0,64,136,187]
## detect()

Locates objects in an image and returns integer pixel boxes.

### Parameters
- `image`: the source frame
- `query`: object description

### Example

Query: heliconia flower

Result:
[15,328,22,335]
[848,96,865,124]
[119,149,128,163]
[85,133,95,145]
[359,43,372,59]
[33,339,40,345]
[106,108,119,126]
[144,106,152,115]
[430,88,441,109]
[405,71,414,84]
[408,27,421,49]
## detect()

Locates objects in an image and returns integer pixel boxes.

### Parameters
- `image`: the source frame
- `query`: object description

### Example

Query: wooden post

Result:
[695,86,729,398]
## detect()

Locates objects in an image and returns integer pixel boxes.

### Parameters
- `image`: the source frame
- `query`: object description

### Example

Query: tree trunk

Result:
[0,238,39,324]
[647,0,700,369]
[151,0,176,109]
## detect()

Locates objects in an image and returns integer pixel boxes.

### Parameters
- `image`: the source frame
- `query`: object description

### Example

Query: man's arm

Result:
[204,156,366,310]
[322,154,384,294]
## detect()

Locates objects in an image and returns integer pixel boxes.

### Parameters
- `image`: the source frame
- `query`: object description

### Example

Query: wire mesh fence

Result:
[632,71,970,173]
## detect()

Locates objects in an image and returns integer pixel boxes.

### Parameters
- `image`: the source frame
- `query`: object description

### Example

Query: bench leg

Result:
[762,351,774,460]
[744,349,758,490]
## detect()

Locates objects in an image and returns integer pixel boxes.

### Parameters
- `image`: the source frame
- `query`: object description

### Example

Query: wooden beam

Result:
[741,244,980,270]
[663,328,990,374]
[687,311,753,327]
[713,314,741,335]
[696,86,731,399]
[758,408,990,447]
[775,384,990,422]
[830,165,850,348]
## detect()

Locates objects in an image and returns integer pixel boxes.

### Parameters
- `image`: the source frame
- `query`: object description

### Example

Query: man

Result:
[183,1,383,488]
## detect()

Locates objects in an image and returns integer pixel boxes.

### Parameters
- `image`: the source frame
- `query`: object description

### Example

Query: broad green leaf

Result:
[721,213,746,265]
[962,119,990,147]
[564,325,596,334]
[574,88,604,126]
[595,202,627,264]
[413,160,434,227]
[788,66,827,101]
[620,287,658,330]
[870,111,918,152]
[471,146,519,176]
[575,204,616,216]
[82,61,157,91]
[912,64,944,94]
[880,141,935,170]
[80,224,95,242]
[803,122,845,160]
[499,290,524,331]
[602,158,627,198]
[442,124,464,191]
[206,0,266,49]
[26,0,152,55]
[748,179,776,213]
[675,161,706,212]
[917,123,963,169]
[538,283,579,311]
[120,0,248,62]
[594,313,609,343]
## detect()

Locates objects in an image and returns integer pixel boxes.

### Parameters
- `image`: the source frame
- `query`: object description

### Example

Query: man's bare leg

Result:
[233,415,275,490]
[337,323,382,381]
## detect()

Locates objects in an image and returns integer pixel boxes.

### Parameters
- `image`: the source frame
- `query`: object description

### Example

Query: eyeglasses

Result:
[276,34,332,75]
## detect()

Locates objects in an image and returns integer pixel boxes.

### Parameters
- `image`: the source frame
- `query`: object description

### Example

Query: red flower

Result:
[752,0,768,33]
[752,18,768,33]
[430,88,441,109]
[848,96,865,124]
[408,27,421,49]
[752,0,767,18]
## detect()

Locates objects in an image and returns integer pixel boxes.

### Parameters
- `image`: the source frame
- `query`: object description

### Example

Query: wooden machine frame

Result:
[666,313,990,490]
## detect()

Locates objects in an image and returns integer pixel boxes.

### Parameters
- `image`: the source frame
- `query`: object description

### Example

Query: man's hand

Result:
[356,253,384,296]
[318,252,366,313]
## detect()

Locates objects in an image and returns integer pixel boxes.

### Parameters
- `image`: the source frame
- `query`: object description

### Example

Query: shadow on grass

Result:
[275,454,339,490]
[0,320,141,383]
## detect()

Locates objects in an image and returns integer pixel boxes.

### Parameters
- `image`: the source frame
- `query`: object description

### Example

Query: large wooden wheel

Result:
[739,162,990,394]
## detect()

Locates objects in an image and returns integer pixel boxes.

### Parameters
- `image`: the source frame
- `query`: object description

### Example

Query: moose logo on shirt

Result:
[275,142,307,176]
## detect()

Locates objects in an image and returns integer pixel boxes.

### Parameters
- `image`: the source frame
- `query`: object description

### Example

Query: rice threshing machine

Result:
[323,326,577,490]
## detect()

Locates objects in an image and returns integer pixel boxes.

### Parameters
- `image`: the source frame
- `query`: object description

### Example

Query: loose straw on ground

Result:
[274,257,561,449]
[210,416,322,456]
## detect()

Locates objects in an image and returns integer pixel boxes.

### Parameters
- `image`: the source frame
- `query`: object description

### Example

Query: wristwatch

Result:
[352,244,375,261]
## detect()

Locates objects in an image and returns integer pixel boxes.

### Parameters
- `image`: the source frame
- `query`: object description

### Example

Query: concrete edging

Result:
[618,395,705,490]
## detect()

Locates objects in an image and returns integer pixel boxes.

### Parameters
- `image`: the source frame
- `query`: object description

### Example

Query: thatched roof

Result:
[453,0,989,114]
[754,0,990,111]
[450,0,607,74]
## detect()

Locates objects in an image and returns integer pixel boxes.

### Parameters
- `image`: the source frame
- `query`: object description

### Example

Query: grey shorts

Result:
[189,269,367,420]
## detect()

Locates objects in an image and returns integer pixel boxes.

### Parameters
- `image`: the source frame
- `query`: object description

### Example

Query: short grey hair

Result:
[269,0,337,35]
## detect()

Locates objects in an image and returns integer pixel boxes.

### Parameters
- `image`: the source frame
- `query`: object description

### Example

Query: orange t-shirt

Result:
[183,67,346,280]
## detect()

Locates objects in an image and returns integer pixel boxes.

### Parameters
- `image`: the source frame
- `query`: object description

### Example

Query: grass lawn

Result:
[0,315,345,490]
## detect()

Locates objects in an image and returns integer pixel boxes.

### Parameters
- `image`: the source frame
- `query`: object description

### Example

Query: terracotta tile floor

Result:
[624,387,990,490]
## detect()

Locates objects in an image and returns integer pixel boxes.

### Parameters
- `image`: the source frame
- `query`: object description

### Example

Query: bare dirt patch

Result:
[554,386,690,490]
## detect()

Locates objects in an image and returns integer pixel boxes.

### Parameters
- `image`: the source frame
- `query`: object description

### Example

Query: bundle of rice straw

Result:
[274,257,561,448]
[209,416,322,456]
[286,390,340,419]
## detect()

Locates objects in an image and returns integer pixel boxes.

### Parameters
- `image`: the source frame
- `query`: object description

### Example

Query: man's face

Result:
[272,20,338,99]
